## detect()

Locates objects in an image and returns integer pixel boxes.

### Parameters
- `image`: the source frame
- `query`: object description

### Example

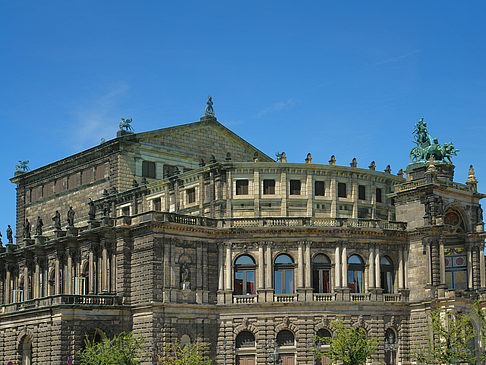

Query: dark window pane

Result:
[142,161,156,179]
[315,181,325,196]
[290,180,301,195]
[187,188,196,204]
[358,185,366,200]
[236,180,249,195]
[376,188,382,203]
[263,179,275,195]
[338,183,347,198]
[275,270,283,294]
[153,198,161,211]
[313,270,320,293]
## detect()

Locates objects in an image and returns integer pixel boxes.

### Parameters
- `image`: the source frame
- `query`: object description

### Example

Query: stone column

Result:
[280,171,287,216]
[218,243,224,291]
[5,267,10,303]
[225,170,232,217]
[439,240,446,285]
[330,178,337,217]
[66,251,72,294]
[368,247,375,288]
[341,246,347,288]
[258,244,265,289]
[375,247,380,289]
[398,248,404,289]
[425,240,432,286]
[55,257,60,295]
[298,244,304,288]
[404,247,409,289]
[34,259,40,298]
[23,266,29,300]
[467,247,473,289]
[102,243,108,292]
[305,242,311,289]
[480,242,485,288]
[266,245,273,289]
[89,250,94,294]
[306,174,313,216]
[225,244,232,291]
[164,185,170,212]
[254,170,260,216]
[352,180,358,219]
[335,246,341,288]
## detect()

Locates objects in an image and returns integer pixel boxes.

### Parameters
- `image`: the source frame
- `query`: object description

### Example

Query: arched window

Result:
[347,255,364,293]
[234,255,256,295]
[313,254,331,293]
[180,334,191,349]
[21,336,32,365]
[384,328,397,365]
[276,330,295,347]
[274,254,294,294]
[236,331,255,348]
[380,257,394,294]
[315,329,332,365]
[445,247,467,290]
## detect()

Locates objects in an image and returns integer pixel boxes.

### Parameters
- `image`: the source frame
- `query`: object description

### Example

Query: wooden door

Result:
[315,355,331,365]
[236,355,255,365]
[279,353,294,365]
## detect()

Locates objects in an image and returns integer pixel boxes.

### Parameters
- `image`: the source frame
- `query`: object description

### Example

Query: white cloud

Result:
[69,83,130,150]
[375,49,420,65]
[257,98,297,118]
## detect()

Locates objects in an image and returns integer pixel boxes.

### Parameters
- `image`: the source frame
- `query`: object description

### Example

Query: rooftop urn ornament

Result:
[225,152,232,161]
[119,118,133,131]
[466,164,478,192]
[305,153,312,164]
[409,118,458,162]
[132,179,139,188]
[425,156,438,184]
[199,158,206,167]
[210,154,217,163]
[384,165,391,173]
[369,161,376,170]
[350,157,357,168]
[205,96,215,117]
[397,168,404,178]
[276,152,287,163]
[329,155,336,166]
[16,160,29,172]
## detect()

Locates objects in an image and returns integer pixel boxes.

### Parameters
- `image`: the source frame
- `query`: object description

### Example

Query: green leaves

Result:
[412,308,477,365]
[157,341,212,365]
[79,332,145,365]
[313,319,377,365]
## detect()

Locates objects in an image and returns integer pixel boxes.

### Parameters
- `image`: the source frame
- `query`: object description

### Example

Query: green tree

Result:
[412,307,477,365]
[157,340,212,365]
[79,331,145,365]
[473,300,486,363]
[313,319,378,365]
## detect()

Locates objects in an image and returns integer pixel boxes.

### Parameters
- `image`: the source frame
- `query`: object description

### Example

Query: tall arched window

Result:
[380,257,394,294]
[444,247,467,290]
[274,254,294,294]
[276,330,295,347]
[236,331,255,348]
[236,331,256,365]
[234,255,256,295]
[21,336,32,365]
[313,254,331,293]
[347,255,364,293]
[315,329,332,365]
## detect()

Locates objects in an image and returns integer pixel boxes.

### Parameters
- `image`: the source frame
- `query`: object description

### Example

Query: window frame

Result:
[234,255,256,295]
[142,160,156,179]
[347,254,365,293]
[289,180,301,196]
[312,254,331,293]
[263,179,276,195]
[274,254,295,294]
[236,179,249,195]
[337,182,347,198]
[315,181,325,197]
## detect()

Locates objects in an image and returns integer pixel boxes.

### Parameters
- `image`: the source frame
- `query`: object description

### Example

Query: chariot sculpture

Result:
[409,118,458,163]
[119,118,134,132]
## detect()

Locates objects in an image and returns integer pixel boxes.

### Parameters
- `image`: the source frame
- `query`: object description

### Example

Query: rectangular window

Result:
[95,163,106,180]
[153,198,161,211]
[315,181,325,196]
[358,185,366,200]
[290,180,301,195]
[263,179,276,195]
[82,168,93,185]
[55,179,64,193]
[68,173,79,190]
[122,206,130,216]
[187,188,196,204]
[376,188,383,203]
[142,161,156,179]
[338,182,347,198]
[236,180,249,195]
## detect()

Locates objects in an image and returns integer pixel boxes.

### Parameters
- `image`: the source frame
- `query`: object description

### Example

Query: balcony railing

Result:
[384,294,401,302]
[274,294,298,303]
[350,293,371,302]
[313,293,336,302]
[233,295,258,304]
[1,294,123,314]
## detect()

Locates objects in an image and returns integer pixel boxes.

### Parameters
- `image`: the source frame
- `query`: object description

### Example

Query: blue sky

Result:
[1,1,486,236]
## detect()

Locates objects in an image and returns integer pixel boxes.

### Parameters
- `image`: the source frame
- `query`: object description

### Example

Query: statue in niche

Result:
[35,216,43,236]
[23,219,31,239]
[6,225,13,243]
[181,262,191,289]
[67,206,75,226]
[88,198,96,220]
[52,210,61,230]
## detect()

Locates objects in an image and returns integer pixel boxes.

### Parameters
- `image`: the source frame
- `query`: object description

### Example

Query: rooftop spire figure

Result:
[205,96,215,117]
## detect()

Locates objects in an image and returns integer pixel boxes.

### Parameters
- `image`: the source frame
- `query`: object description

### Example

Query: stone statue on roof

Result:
[16,160,29,172]
[119,118,133,132]
[205,96,215,117]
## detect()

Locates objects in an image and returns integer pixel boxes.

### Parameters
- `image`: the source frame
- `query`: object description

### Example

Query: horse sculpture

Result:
[119,118,134,132]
